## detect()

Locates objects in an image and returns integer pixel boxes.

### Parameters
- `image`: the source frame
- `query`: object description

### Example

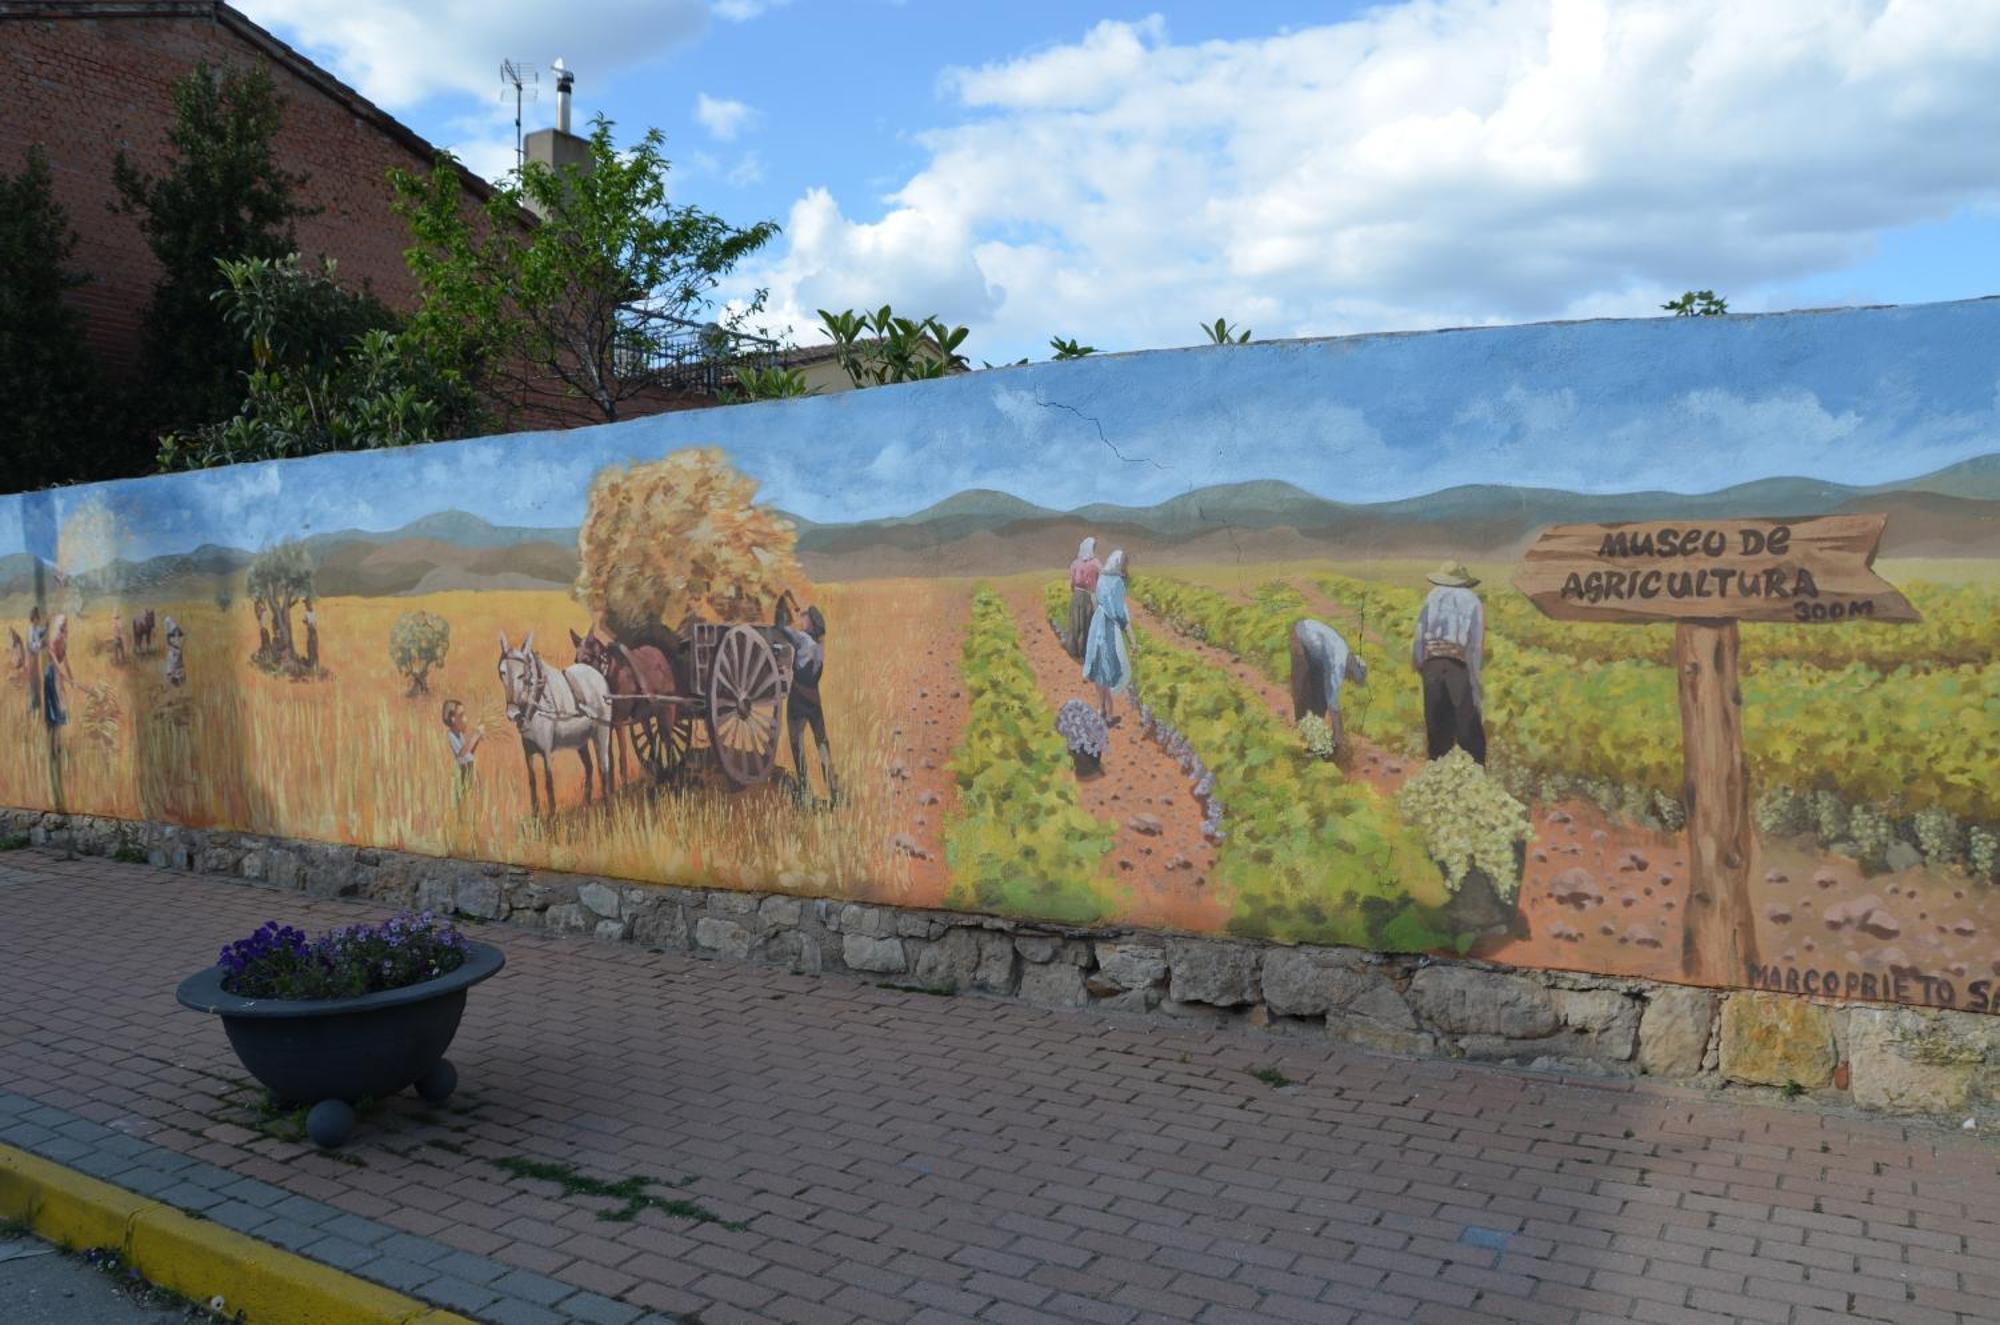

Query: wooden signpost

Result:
[1515,513,1917,986]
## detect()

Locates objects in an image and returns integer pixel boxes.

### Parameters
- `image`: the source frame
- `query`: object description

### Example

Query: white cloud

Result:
[713,0,790,19]
[234,1,707,109]
[726,152,765,188]
[734,1,2000,362]
[695,93,757,142]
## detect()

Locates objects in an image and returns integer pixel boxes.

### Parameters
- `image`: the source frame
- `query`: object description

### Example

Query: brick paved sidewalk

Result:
[4,849,1999,1325]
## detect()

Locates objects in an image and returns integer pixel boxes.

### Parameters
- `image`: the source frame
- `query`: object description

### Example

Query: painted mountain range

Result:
[4,454,1994,599]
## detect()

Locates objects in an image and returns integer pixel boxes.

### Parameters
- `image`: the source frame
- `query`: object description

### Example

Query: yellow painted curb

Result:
[0,1143,479,1325]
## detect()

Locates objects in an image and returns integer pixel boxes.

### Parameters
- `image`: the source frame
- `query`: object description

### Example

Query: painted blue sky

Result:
[6,298,1997,568]
[224,1,2000,365]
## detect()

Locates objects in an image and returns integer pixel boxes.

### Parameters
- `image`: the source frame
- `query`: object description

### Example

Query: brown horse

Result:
[571,627,682,786]
[131,609,156,655]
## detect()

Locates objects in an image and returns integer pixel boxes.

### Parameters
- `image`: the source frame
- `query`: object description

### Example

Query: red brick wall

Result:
[1,9,465,380]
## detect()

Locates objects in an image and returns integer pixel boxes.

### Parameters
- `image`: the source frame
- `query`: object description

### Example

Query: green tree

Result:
[390,116,779,424]
[113,61,315,441]
[816,306,971,386]
[156,254,483,470]
[1200,317,1251,344]
[720,364,814,402]
[0,147,113,493]
[1663,290,1728,316]
[389,610,451,696]
[247,540,315,670]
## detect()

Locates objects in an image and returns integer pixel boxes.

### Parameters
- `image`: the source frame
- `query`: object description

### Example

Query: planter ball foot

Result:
[306,1099,355,1149]
[415,1058,458,1105]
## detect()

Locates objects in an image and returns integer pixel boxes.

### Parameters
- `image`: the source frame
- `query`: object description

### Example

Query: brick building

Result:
[0,0,507,383]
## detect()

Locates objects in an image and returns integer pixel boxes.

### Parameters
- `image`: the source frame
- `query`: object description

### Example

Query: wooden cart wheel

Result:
[630,704,695,782]
[706,625,784,786]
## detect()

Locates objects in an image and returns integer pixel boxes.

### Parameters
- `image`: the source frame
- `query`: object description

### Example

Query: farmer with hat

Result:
[1411,560,1486,764]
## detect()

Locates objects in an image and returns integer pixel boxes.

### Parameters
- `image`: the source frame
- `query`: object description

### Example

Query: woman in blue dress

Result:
[1081,549,1135,724]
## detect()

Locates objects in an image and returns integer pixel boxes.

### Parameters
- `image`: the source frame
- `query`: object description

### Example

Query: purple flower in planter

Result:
[218,911,468,1000]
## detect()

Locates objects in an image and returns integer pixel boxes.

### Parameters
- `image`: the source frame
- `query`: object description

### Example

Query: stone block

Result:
[1261,948,1374,1017]
[1407,965,1558,1039]
[1093,988,1161,1014]
[592,919,627,942]
[1638,986,1717,1078]
[630,906,688,950]
[693,917,754,960]
[1166,940,1261,1006]
[1014,935,1062,964]
[974,933,1019,993]
[839,904,896,938]
[544,903,592,936]
[1552,988,1641,1060]
[1020,962,1088,1009]
[577,881,622,919]
[708,891,759,917]
[454,876,507,921]
[759,895,803,928]
[842,933,906,973]
[1718,992,1835,1088]
[1845,1006,1996,1113]
[896,911,947,939]
[909,930,980,992]
[1093,942,1168,990]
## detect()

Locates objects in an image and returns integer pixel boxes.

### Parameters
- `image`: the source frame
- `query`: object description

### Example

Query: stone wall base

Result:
[8,808,1996,1119]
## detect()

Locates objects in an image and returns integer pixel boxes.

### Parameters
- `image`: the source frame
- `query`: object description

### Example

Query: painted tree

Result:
[389,610,451,696]
[574,448,807,640]
[246,541,314,669]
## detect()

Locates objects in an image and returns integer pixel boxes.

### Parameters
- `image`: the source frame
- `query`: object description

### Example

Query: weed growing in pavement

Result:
[76,1244,243,1321]
[1248,1066,1294,1089]
[492,1156,745,1228]
[1782,1080,1807,1099]
[0,833,29,850]
[111,838,148,864]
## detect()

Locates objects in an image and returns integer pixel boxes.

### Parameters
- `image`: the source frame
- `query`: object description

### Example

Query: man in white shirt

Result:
[1411,561,1486,764]
[1289,618,1367,752]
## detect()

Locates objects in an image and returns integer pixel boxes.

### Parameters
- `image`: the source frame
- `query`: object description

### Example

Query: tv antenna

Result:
[499,59,539,173]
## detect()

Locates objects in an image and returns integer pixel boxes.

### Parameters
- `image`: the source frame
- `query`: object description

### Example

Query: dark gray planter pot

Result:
[176,941,504,1147]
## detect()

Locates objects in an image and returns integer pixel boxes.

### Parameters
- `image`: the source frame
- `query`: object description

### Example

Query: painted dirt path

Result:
[877,583,972,906]
[1001,588,1225,934]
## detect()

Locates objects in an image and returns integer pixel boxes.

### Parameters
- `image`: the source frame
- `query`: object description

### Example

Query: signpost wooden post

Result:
[1514,513,1917,986]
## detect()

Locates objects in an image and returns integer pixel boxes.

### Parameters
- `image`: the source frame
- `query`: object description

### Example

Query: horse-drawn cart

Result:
[613,621,796,788]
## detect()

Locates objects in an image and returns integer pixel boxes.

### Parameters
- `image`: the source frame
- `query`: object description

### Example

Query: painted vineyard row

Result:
[946,587,1117,924]
[1118,619,1456,951]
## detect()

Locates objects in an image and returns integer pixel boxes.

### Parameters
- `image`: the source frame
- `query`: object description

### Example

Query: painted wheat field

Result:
[0,579,970,907]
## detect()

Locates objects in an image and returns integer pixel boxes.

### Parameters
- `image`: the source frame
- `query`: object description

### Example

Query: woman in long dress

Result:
[1066,537,1100,660]
[303,597,320,671]
[1081,549,1135,723]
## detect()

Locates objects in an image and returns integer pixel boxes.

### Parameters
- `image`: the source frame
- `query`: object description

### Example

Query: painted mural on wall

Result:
[4,297,1997,1012]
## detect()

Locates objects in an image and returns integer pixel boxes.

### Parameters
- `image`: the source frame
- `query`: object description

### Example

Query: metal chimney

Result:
[553,58,574,133]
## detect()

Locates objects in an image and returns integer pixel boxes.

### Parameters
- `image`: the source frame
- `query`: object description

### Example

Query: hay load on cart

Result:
[574,449,811,789]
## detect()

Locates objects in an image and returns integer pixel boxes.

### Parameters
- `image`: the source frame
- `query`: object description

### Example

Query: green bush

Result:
[1395,749,1533,901]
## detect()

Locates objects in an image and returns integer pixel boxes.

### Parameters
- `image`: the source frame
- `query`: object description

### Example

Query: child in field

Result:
[442,699,482,802]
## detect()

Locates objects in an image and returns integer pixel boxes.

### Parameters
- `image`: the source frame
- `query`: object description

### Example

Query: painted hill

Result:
[5,452,1993,599]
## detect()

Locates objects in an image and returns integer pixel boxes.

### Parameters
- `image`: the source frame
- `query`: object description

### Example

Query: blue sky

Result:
[8,297,1996,567]
[227,1,2000,366]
